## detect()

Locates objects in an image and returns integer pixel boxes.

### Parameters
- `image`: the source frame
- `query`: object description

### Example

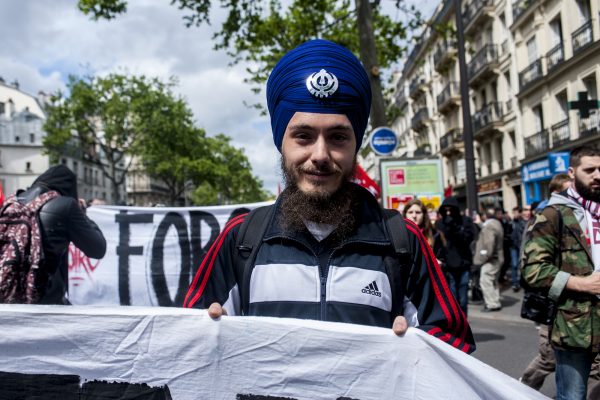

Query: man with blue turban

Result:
[185,39,474,354]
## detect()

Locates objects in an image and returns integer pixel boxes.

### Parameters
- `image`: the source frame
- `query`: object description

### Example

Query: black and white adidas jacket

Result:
[185,188,475,354]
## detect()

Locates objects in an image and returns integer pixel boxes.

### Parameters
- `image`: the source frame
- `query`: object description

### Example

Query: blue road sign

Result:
[370,127,398,156]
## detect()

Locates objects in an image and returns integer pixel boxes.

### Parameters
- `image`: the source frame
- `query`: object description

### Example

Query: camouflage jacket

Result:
[522,199,599,352]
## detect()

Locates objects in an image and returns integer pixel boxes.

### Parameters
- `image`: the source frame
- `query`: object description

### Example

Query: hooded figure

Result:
[434,196,476,314]
[17,165,106,304]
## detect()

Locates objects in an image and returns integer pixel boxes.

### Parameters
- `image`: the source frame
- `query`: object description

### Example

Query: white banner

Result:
[69,202,272,306]
[0,305,547,400]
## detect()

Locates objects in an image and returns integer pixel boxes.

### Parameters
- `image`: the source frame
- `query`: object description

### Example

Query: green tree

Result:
[191,134,270,205]
[77,0,423,129]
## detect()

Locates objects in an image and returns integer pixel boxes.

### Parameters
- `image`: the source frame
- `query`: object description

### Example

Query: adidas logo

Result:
[361,281,382,297]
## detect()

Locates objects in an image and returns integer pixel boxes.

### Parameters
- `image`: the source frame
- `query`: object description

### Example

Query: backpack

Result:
[0,190,59,303]
[233,205,412,319]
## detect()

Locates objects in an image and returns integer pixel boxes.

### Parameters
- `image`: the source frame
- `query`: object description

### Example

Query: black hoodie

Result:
[434,196,475,270]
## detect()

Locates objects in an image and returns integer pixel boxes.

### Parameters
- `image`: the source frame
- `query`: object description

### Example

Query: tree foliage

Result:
[78,0,424,123]
[43,73,269,205]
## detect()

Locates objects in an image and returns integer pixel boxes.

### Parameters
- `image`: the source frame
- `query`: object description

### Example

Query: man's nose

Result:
[311,136,330,165]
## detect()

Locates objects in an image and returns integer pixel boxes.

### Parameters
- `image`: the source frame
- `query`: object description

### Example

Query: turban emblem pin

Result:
[306,69,339,98]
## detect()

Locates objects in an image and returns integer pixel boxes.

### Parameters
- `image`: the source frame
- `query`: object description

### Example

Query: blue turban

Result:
[266,39,372,153]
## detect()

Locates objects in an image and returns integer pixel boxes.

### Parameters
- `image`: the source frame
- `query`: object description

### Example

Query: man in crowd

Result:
[522,146,600,399]
[434,197,476,316]
[184,39,474,353]
[510,206,526,291]
[474,208,505,312]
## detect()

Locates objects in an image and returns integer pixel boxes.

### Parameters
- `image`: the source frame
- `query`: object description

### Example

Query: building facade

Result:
[363,0,600,211]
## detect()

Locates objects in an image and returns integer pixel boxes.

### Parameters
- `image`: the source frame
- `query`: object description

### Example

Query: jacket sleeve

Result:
[67,200,107,259]
[522,207,564,297]
[404,220,476,354]
[473,224,495,265]
[183,214,245,314]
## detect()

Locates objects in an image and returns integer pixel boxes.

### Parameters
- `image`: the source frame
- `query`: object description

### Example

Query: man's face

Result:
[522,206,532,221]
[512,209,521,220]
[570,155,600,203]
[281,112,356,198]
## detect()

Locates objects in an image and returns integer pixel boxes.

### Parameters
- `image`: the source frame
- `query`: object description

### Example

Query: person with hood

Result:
[434,196,476,315]
[15,164,107,304]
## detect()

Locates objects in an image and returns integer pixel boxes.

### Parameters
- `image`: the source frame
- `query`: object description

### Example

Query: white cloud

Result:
[0,0,282,193]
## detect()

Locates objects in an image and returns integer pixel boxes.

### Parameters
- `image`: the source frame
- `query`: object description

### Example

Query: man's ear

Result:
[568,166,575,180]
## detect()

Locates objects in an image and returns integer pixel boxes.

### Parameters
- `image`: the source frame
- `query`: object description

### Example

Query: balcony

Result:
[440,128,464,155]
[551,118,570,148]
[411,107,431,130]
[518,58,543,91]
[433,40,457,71]
[462,0,495,34]
[436,82,461,113]
[512,0,537,24]
[472,101,504,138]
[409,75,427,99]
[468,44,499,85]
[395,82,408,107]
[546,43,564,72]
[579,109,600,138]
[572,20,593,54]
[524,129,549,158]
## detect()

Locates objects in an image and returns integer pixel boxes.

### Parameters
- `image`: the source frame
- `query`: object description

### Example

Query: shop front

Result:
[478,179,503,209]
[522,152,570,205]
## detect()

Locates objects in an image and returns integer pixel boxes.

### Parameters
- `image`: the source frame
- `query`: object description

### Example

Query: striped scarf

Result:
[568,187,600,220]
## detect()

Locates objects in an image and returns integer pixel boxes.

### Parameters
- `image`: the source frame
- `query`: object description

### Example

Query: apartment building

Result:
[0,78,50,196]
[512,0,600,203]
[371,0,600,211]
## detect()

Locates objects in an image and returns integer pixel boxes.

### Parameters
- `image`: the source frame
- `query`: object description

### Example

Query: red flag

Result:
[444,185,453,198]
[353,165,381,199]
[0,181,4,206]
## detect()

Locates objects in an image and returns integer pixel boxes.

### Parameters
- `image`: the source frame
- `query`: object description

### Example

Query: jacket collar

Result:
[264,183,390,245]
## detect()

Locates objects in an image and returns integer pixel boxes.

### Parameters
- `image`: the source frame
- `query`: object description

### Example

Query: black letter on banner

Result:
[116,211,153,305]
[189,211,220,279]
[151,212,191,306]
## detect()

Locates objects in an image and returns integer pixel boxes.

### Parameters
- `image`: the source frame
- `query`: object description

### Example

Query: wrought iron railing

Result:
[512,0,537,22]
[472,102,504,133]
[468,44,499,79]
[546,43,564,71]
[411,107,430,129]
[524,129,549,158]
[462,0,495,28]
[440,128,463,151]
[579,109,600,138]
[436,82,460,107]
[551,118,570,147]
[572,20,593,54]
[409,75,426,96]
[519,58,543,90]
[433,40,457,66]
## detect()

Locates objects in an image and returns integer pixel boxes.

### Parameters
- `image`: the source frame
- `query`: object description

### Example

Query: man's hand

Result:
[208,302,227,319]
[392,315,408,335]
[568,273,600,295]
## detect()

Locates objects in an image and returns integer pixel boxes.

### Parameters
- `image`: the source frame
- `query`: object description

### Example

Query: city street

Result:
[468,285,555,398]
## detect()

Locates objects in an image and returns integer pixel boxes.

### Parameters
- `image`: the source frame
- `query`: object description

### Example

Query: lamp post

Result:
[454,0,478,216]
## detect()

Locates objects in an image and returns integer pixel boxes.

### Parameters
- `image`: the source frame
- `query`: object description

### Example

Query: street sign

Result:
[369,127,398,155]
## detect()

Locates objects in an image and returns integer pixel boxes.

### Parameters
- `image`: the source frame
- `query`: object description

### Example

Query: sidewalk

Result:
[468,282,536,325]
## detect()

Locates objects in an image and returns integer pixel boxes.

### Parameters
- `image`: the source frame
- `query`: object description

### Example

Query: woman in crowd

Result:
[402,198,436,247]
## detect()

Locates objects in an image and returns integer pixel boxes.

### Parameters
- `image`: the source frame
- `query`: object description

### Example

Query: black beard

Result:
[575,177,600,203]
[278,156,358,241]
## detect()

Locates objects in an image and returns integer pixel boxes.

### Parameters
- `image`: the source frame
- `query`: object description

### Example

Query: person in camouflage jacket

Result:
[522,146,600,400]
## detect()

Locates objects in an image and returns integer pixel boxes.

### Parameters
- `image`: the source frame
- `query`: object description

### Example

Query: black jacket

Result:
[185,185,475,354]
[434,196,475,271]
[17,166,106,304]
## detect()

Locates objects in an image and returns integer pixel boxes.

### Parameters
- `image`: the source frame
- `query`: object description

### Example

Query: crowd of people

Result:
[1,38,599,400]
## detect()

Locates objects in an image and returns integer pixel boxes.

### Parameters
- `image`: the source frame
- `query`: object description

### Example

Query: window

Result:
[583,74,598,99]
[0,102,4,116]
[550,17,563,46]
[555,91,569,121]
[73,161,78,176]
[25,162,31,172]
[14,136,20,143]
[533,105,544,132]
[527,36,537,64]
[61,158,67,165]
[576,0,591,22]
[29,133,35,143]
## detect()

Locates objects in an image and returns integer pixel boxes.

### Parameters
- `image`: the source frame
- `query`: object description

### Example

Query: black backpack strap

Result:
[381,208,412,319]
[234,205,275,314]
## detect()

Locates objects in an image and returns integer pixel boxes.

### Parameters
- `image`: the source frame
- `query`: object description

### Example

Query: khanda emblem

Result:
[306,69,339,98]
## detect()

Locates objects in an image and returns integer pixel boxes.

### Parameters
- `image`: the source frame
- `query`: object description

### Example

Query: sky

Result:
[0,0,434,194]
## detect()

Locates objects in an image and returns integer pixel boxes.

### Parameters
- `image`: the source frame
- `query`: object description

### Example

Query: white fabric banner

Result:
[68,202,272,306]
[0,304,547,400]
